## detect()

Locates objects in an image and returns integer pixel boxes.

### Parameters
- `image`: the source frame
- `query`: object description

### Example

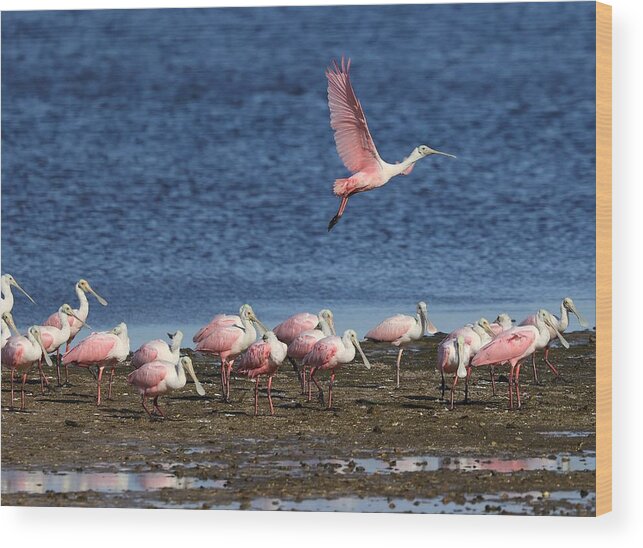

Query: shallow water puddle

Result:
[147,490,595,514]
[1,469,224,495]
[539,431,594,438]
[276,452,595,476]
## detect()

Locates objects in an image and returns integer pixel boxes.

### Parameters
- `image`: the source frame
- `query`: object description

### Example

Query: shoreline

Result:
[1,332,596,515]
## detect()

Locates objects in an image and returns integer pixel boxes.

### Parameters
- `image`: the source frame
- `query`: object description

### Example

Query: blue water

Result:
[1,4,596,347]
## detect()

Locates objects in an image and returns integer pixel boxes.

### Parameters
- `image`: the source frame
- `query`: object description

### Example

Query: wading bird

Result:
[325,58,455,230]
[520,297,588,382]
[273,309,336,390]
[39,304,89,388]
[237,332,288,416]
[195,305,267,402]
[471,310,569,409]
[365,301,437,388]
[436,318,496,408]
[62,322,130,405]
[131,330,183,369]
[43,279,108,354]
[286,314,335,393]
[127,356,205,418]
[0,274,36,315]
[2,326,53,410]
[193,304,264,344]
[303,329,371,409]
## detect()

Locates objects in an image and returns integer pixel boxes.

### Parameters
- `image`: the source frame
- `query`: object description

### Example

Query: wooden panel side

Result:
[595,0,612,517]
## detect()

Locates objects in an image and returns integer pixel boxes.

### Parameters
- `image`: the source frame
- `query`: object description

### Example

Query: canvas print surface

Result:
[1,2,600,515]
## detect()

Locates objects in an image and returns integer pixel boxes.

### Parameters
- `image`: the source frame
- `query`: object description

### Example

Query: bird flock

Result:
[1,273,588,417]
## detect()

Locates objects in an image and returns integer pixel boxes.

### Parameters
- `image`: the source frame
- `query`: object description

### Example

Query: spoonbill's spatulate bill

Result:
[325,58,455,231]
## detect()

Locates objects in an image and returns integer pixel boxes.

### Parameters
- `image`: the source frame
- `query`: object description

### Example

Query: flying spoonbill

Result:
[325,58,455,230]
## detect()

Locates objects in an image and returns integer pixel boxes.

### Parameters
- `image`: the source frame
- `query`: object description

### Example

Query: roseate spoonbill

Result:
[38,304,89,387]
[2,326,53,410]
[195,305,267,402]
[286,314,335,394]
[62,322,130,406]
[303,329,371,409]
[131,330,183,368]
[325,58,455,231]
[192,304,264,344]
[520,297,588,382]
[273,309,336,389]
[436,318,495,408]
[0,274,36,314]
[237,332,288,416]
[471,310,569,409]
[365,301,437,388]
[43,279,108,354]
[2,311,19,349]
[127,356,205,418]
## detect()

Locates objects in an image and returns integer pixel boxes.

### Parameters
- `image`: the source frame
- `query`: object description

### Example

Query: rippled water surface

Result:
[1,4,596,346]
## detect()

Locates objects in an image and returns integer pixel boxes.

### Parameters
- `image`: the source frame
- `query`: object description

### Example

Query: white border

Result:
[1,0,641,545]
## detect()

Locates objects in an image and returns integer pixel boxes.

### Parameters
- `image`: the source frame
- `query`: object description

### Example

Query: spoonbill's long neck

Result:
[76,285,89,319]
[1,280,13,312]
[319,317,333,337]
[341,333,356,361]
[558,302,569,332]
[417,312,427,335]
[58,310,71,338]
[396,150,421,175]
[170,335,182,359]
[242,315,257,344]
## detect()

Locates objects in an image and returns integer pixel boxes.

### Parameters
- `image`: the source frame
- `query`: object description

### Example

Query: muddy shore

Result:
[1,332,596,515]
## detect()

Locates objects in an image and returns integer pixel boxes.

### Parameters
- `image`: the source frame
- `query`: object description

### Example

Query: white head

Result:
[2,311,18,334]
[78,279,108,306]
[28,326,53,366]
[241,304,268,334]
[112,322,128,336]
[2,274,36,304]
[494,313,513,330]
[344,329,371,369]
[476,317,496,337]
[318,309,336,336]
[537,309,570,349]
[562,297,588,328]
[417,144,456,159]
[416,301,438,334]
[60,303,91,329]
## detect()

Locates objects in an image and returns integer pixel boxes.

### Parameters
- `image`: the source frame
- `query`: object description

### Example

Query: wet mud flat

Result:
[1,332,596,515]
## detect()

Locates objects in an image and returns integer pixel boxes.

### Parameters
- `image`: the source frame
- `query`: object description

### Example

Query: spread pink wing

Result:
[238,341,271,376]
[193,314,240,343]
[131,343,160,368]
[471,328,536,367]
[302,337,339,367]
[326,57,382,174]
[273,313,318,344]
[62,333,117,365]
[127,361,169,389]
[196,325,243,354]
[365,314,414,342]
